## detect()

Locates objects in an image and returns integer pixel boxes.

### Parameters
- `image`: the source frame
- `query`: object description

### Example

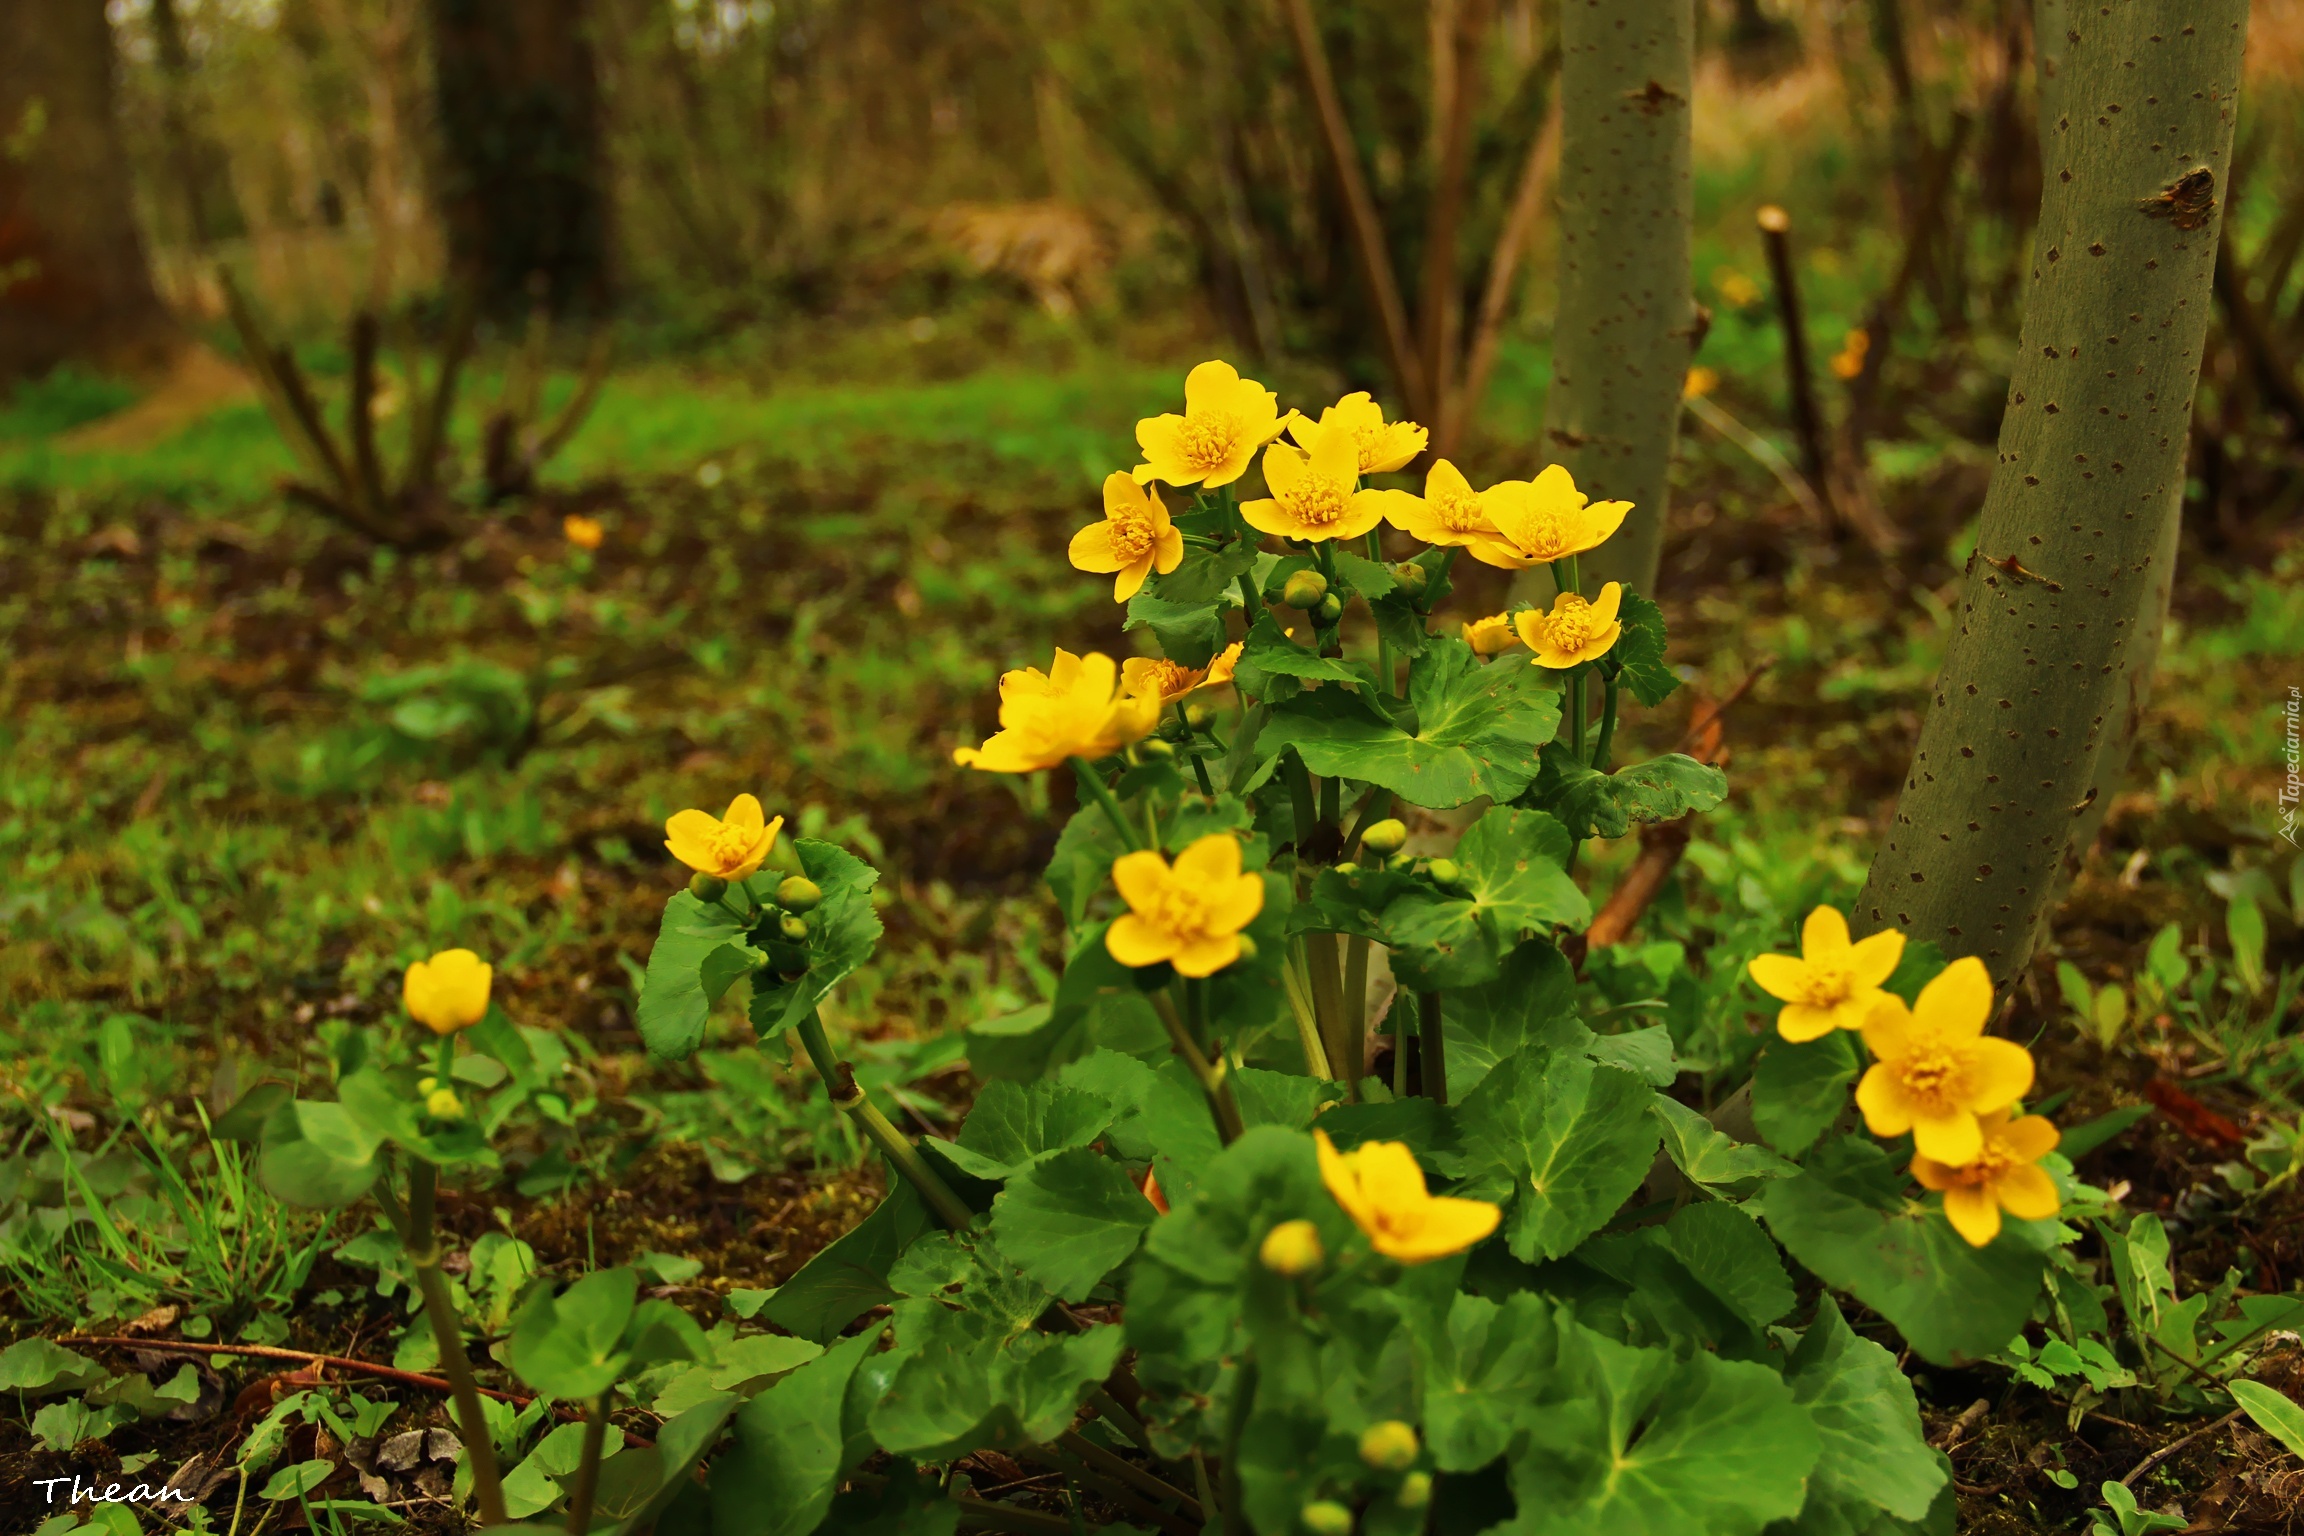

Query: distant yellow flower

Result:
[1316,1130,1499,1264]
[1259,1219,1325,1277]
[1911,1109,2061,1247]
[1829,328,1870,381]
[1122,640,1243,708]
[664,793,785,881]
[1288,391,1427,474]
[954,649,1160,773]
[1747,906,1906,1042]
[1382,459,1524,566]
[1070,473,1185,602]
[1478,464,1633,569]
[1106,833,1265,977]
[562,514,605,550]
[404,948,492,1035]
[1511,582,1623,669]
[1683,366,1719,400]
[1856,957,2036,1165]
[1714,266,1762,309]
[1461,612,1521,657]
[1133,361,1286,489]
[1240,418,1391,545]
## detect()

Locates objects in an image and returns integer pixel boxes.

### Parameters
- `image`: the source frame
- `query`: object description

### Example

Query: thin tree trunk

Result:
[0,0,178,384]
[1855,2,2249,987]
[1538,0,1697,598]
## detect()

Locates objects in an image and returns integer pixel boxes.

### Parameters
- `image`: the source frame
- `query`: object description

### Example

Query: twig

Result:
[1930,1397,1989,1452]
[2144,1332,2232,1395]
[65,1336,533,1406]
[1755,205,1834,519]
[2120,1408,2243,1488]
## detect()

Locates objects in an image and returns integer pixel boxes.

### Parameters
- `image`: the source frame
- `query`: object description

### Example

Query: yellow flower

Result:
[1478,464,1633,569]
[1121,640,1243,708]
[1683,366,1719,400]
[664,793,785,881]
[1829,328,1870,381]
[1259,1219,1325,1277]
[562,514,605,550]
[1911,1109,2061,1247]
[1746,906,1906,1043]
[1382,459,1526,566]
[1315,1130,1500,1264]
[954,649,1160,774]
[1240,418,1392,545]
[1511,582,1623,668]
[1070,473,1185,602]
[1106,833,1265,977]
[1856,957,2036,1165]
[403,948,492,1035]
[1287,391,1427,474]
[1133,360,1286,489]
[1461,612,1521,657]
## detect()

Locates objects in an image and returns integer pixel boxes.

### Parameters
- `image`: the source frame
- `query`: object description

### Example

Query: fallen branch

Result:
[66,1335,534,1406]
[2120,1408,2242,1488]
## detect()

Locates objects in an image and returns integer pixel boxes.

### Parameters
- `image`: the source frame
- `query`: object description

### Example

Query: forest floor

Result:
[2,328,2301,1533]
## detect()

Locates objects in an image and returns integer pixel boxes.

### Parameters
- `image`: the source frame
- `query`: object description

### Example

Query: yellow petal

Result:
[1135,415,1191,483]
[1154,527,1185,575]
[1112,849,1173,913]
[1589,582,1623,626]
[1104,470,1151,519]
[1859,993,1918,1058]
[1113,555,1155,603]
[1999,1114,2061,1163]
[1854,1064,1915,1137]
[1579,498,1633,547]
[1941,1184,2003,1247]
[1915,956,1995,1041]
[1528,462,1585,514]
[1848,929,1906,987]
[1380,1197,1501,1262]
[1320,391,1380,433]
[723,793,765,831]
[1961,1037,2036,1113]
[664,809,723,872]
[1351,1140,1432,1209]
[1911,1110,1984,1166]
[1747,953,1813,1003]
[1206,873,1268,934]
[1908,1154,1957,1192]
[1305,419,1360,485]
[1461,535,1541,570]
[1106,913,1178,968]
[1182,359,1243,416]
[1330,492,1392,543]
[1239,497,1302,541]
[1317,1130,1378,1231]
[1171,934,1243,977]
[1994,1162,2061,1221]
[1069,521,1125,574]
[1801,906,1852,958]
[1205,642,1243,688]
[1775,1003,1839,1043]
[1425,459,1473,502]
[1173,833,1243,884]
[1363,421,1428,474]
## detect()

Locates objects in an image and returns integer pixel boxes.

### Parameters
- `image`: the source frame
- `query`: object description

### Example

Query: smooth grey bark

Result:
[1856,2,2249,986]
[1538,0,1697,599]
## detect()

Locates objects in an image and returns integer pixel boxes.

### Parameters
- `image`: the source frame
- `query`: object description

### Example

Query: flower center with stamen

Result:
[1148,882,1216,939]
[1895,1039,1964,1112]
[1939,1140,2014,1186]
[1798,958,1855,1008]
[1434,488,1489,533]
[1351,426,1387,471]
[1517,506,1577,559]
[1281,471,1352,527]
[1180,413,1243,472]
[1108,505,1156,562]
[1542,594,1602,650]
[708,823,756,865]
[1139,660,1202,700]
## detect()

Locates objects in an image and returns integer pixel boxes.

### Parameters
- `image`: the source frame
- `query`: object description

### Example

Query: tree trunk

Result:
[425,0,611,320]
[0,0,177,385]
[1538,0,1697,598]
[1855,1,2248,987]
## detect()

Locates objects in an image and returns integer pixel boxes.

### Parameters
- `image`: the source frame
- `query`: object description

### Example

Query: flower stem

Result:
[403,1160,506,1529]
[1344,934,1371,1082]
[1280,750,1318,872]
[1282,943,1333,1080]
[1218,1359,1259,1536]
[1176,705,1216,797]
[1551,552,1583,601]
[1593,670,1622,773]
[1419,991,1448,1103]
[1568,669,1588,761]
[795,1009,974,1229]
[1071,757,1145,852]
[1150,989,1242,1143]
[564,1388,613,1536]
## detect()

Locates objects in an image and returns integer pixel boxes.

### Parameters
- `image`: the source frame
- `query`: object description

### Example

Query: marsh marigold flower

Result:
[1912,1108,2061,1247]
[1107,834,1264,976]
[1512,583,1623,668]
[1856,956,2036,1165]
[954,649,1159,774]
[1240,418,1392,545]
[404,948,492,1035]
[563,514,605,550]
[1287,391,1427,474]
[1478,465,1632,569]
[1747,906,1906,1042]
[1461,611,1521,657]
[1316,1130,1498,1263]
[1133,361,1285,489]
[1259,1219,1324,1277]
[1383,460,1525,566]
[1070,473,1184,602]
[1121,641,1242,708]
[665,794,785,882]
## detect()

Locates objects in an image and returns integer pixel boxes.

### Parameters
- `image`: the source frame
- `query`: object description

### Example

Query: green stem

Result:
[1419,991,1448,1104]
[564,1389,613,1536]
[1150,990,1243,1143]
[1344,935,1371,1085]
[1593,670,1621,772]
[1282,943,1334,1080]
[1072,757,1145,852]
[1304,931,1355,1095]
[1568,669,1587,761]
[404,1161,506,1529]
[1318,773,1341,839]
[796,1010,974,1229]
[1551,551,1583,602]
[1176,705,1216,797]
[1280,751,1318,871]
[1218,1360,1258,1536]
[1235,572,1262,627]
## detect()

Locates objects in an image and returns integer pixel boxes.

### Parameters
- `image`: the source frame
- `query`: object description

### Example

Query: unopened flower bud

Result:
[1396,1472,1433,1509]
[1315,593,1344,625]
[1390,561,1429,598]
[1359,818,1408,857]
[1282,570,1330,610]
[780,914,811,942]
[1334,861,1360,877]
[1184,702,1216,729]
[1259,1219,1325,1277]
[1231,934,1258,965]
[417,1076,439,1095]
[1386,852,1416,874]
[1359,1421,1420,1473]
[1425,858,1464,891]
[1139,738,1177,760]
[776,876,823,913]
[424,1087,465,1121]
[689,872,729,903]
[1300,1500,1354,1536]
